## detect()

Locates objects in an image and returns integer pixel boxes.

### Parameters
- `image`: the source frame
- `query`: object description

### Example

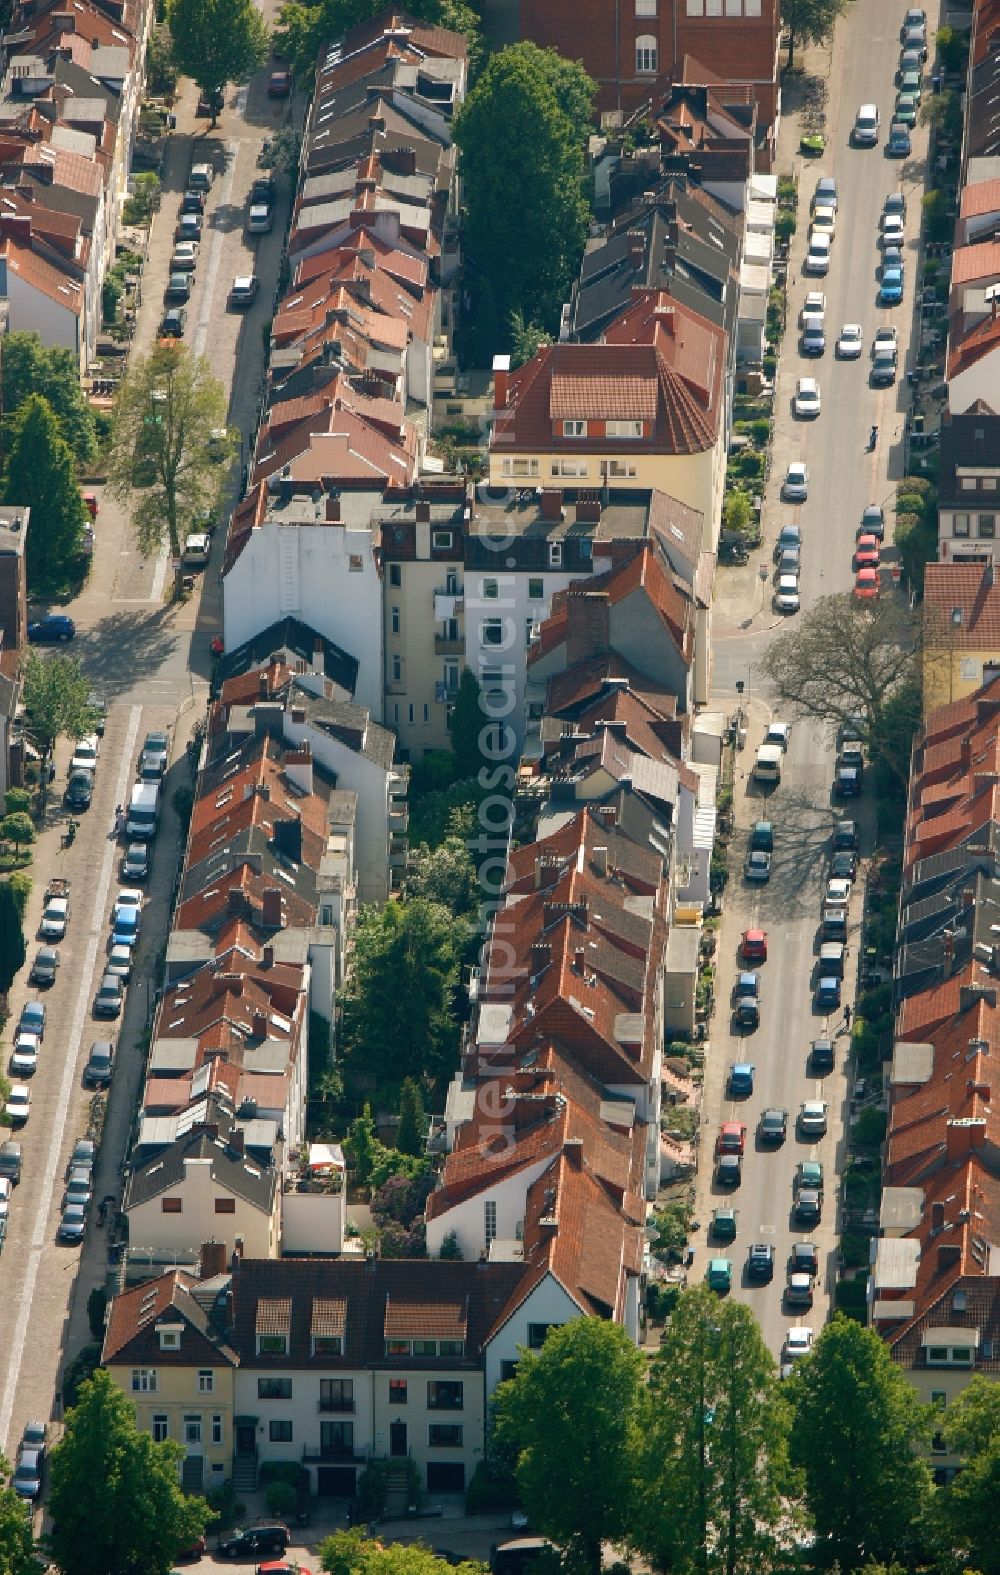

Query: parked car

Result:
[791,1242,819,1277]
[706,1256,732,1293]
[782,461,809,501]
[93,976,124,1019]
[188,162,213,191]
[160,307,187,339]
[747,1242,775,1282]
[775,522,802,558]
[854,567,881,599]
[804,233,831,274]
[70,735,99,774]
[774,575,800,614]
[711,1207,737,1243]
[246,204,273,234]
[750,820,773,852]
[815,976,841,1011]
[716,1152,742,1188]
[165,272,192,303]
[65,771,93,810]
[121,843,151,882]
[39,888,69,939]
[887,120,912,156]
[799,1100,829,1135]
[83,1040,114,1088]
[744,848,771,882]
[64,1167,93,1208]
[5,1085,30,1126]
[142,732,169,770]
[106,944,133,983]
[29,947,59,988]
[0,1143,23,1184]
[812,176,838,212]
[12,1446,43,1501]
[27,614,75,643]
[58,1202,87,1243]
[229,274,260,308]
[175,214,202,243]
[68,1139,96,1177]
[858,504,885,541]
[716,1121,747,1156]
[801,320,826,356]
[834,819,859,850]
[217,1527,290,1559]
[268,69,292,96]
[180,189,205,214]
[855,533,881,568]
[739,928,768,963]
[10,1033,39,1077]
[170,242,198,273]
[728,1062,755,1097]
[18,1002,45,1039]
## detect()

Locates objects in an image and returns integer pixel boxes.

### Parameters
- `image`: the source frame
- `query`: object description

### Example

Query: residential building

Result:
[946,302,1000,415]
[936,407,1000,564]
[923,562,1000,711]
[102,1245,239,1494]
[516,0,782,164]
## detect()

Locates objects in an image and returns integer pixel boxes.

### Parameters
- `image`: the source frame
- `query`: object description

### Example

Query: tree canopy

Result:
[275,0,483,83]
[757,591,922,790]
[0,1455,35,1575]
[48,1367,210,1575]
[933,1376,1000,1574]
[339,897,467,1086]
[781,0,855,66]
[22,649,98,816]
[320,1529,485,1575]
[454,43,594,339]
[0,331,97,466]
[168,0,269,122]
[106,343,233,560]
[638,1284,793,1575]
[491,1319,645,1575]
[0,878,26,1000]
[788,1315,932,1569]
[5,395,88,592]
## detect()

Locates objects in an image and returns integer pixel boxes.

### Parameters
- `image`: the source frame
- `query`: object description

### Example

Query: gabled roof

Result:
[531,543,693,669]
[124,1126,277,1213]
[102,1269,238,1367]
[925,562,1000,648]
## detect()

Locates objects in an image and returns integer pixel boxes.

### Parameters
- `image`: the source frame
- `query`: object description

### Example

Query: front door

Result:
[389,1420,407,1458]
[236,1423,256,1456]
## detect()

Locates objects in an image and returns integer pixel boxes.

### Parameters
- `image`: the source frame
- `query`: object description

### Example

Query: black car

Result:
[791,1242,819,1277]
[160,308,187,338]
[811,1037,835,1072]
[217,1525,289,1558]
[29,947,59,988]
[833,819,858,852]
[746,1242,775,1282]
[181,189,205,214]
[830,849,857,880]
[165,272,192,303]
[65,771,93,810]
[250,175,276,203]
[758,1107,787,1145]
[83,1040,114,1089]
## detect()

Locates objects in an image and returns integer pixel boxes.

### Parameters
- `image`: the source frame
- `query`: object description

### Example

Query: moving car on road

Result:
[836,323,863,358]
[747,1242,775,1283]
[794,377,821,417]
[758,1107,788,1145]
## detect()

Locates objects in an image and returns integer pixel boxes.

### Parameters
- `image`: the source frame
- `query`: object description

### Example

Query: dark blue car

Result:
[887,121,912,156]
[28,614,75,643]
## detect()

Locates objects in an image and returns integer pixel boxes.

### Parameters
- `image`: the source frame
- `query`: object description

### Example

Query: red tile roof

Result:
[925,563,1000,648]
[961,179,1000,218]
[951,242,1000,286]
[948,309,1000,379]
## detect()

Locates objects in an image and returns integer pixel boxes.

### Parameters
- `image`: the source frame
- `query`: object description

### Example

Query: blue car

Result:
[728,1062,756,1097]
[880,267,904,304]
[28,614,75,643]
[887,121,912,156]
[18,1002,46,1041]
[111,909,140,950]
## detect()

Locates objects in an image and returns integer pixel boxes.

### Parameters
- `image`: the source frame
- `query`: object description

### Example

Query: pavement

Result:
[0,33,298,1475]
[689,0,936,1363]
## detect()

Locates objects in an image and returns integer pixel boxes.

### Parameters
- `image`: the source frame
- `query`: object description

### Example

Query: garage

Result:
[426,1462,465,1493]
[317,1466,358,1498]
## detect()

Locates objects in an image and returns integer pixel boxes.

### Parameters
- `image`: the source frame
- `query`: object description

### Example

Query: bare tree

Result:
[758,592,924,790]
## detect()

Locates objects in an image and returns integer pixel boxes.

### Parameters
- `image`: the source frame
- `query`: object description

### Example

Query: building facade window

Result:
[428,1381,464,1410]
[635,0,656,12]
[349,555,363,572]
[321,1421,354,1456]
[391,606,401,633]
[184,1416,202,1446]
[389,564,402,587]
[392,654,402,681]
[500,458,540,479]
[319,1378,354,1410]
[131,1369,158,1392]
[152,1415,169,1442]
[433,530,454,549]
[549,543,563,567]
[484,1199,497,1242]
[525,618,535,648]
[197,1370,214,1394]
[953,513,971,536]
[527,578,544,600]
[602,459,638,479]
[429,1424,464,1448]
[214,1198,235,1214]
[562,420,585,437]
[212,1416,224,1446]
[443,661,459,694]
[482,578,499,599]
[257,1334,288,1357]
[159,1329,181,1350]
[481,619,507,647]
[313,1336,344,1358]
[527,1323,557,1350]
[389,1379,408,1404]
[258,1378,292,1399]
[636,34,657,71]
[979,515,996,537]
[605,420,643,438]
[161,1197,182,1213]
[269,1420,293,1442]
[550,460,588,478]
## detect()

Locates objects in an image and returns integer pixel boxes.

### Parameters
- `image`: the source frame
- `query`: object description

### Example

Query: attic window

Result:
[158,1326,181,1350]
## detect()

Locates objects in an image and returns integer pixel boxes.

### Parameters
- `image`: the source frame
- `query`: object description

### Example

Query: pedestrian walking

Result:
[114,804,125,837]
[844,1004,852,1031]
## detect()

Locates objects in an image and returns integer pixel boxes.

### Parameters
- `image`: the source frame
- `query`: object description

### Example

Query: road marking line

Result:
[0,703,142,1451]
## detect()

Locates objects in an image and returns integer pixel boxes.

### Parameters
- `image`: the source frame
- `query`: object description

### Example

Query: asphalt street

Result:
[693,0,938,1362]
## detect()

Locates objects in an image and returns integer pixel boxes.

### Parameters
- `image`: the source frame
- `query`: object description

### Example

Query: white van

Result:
[853,104,880,145]
[754,744,783,785]
[182,532,210,567]
[126,781,160,841]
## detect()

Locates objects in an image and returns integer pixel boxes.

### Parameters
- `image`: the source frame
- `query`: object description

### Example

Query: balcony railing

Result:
[302,1443,368,1463]
[434,635,464,655]
[318,1398,356,1414]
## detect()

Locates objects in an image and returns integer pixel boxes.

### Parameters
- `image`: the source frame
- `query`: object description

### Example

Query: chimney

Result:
[0,214,31,243]
[654,302,676,337]
[945,1117,987,1160]
[598,804,618,827]
[368,112,386,131]
[530,940,552,971]
[539,489,563,520]
[566,591,611,666]
[261,887,284,928]
[394,145,416,174]
[563,1136,584,1166]
[416,501,431,522]
[961,736,973,768]
[627,229,645,271]
[937,1243,963,1273]
[326,496,341,522]
[960,985,997,1010]
[291,708,306,724]
[199,1240,228,1280]
[228,1127,245,1158]
[195,1122,220,1141]
[262,945,274,969]
[258,671,270,699]
[592,845,609,877]
[574,946,585,972]
[931,1201,945,1231]
[312,637,325,675]
[283,742,313,797]
[252,1011,268,1038]
[968,1081,992,1100]
[492,353,511,410]
[534,854,558,890]
[227,888,245,919]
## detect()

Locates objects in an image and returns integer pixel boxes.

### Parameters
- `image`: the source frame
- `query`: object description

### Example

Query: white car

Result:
[10,1033,40,1076]
[765,722,792,751]
[801,291,826,322]
[837,323,863,359]
[804,233,831,274]
[69,735,99,775]
[879,215,905,248]
[785,1327,814,1361]
[0,1177,10,1219]
[826,877,852,905]
[794,378,821,418]
[5,1086,30,1127]
[775,576,800,614]
[114,888,143,914]
[39,897,69,940]
[810,204,836,239]
[799,1100,829,1136]
[875,325,899,348]
[783,462,809,501]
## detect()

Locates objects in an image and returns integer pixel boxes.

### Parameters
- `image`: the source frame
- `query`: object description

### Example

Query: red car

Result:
[854,534,880,569]
[82,491,99,519]
[853,567,880,600]
[268,70,291,97]
[739,927,768,962]
[716,1121,747,1156]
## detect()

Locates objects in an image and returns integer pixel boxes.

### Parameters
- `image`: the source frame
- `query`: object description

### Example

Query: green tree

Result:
[5,395,88,590]
[106,343,233,561]
[21,650,97,809]
[396,1077,426,1156]
[758,592,923,792]
[454,44,594,336]
[167,0,269,126]
[49,1367,210,1575]
[492,1320,644,1575]
[122,172,161,227]
[923,189,952,245]
[3,788,31,816]
[0,1454,36,1575]
[894,510,937,592]
[929,1376,1000,1574]
[450,667,488,779]
[0,878,26,1001]
[438,1229,463,1260]
[0,812,34,849]
[788,1315,932,1569]
[637,1284,792,1575]
[345,1103,377,1186]
[722,488,753,536]
[275,0,484,84]
[510,310,553,369]
[320,1529,486,1575]
[781,0,855,67]
[0,331,98,467]
[935,24,969,75]
[340,899,466,1085]
[5,871,31,923]
[405,834,478,914]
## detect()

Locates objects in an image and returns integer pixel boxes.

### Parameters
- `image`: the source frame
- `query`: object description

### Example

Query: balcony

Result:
[318,1399,356,1414]
[434,635,464,656]
[388,800,408,831]
[302,1443,368,1463]
[433,592,463,619]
